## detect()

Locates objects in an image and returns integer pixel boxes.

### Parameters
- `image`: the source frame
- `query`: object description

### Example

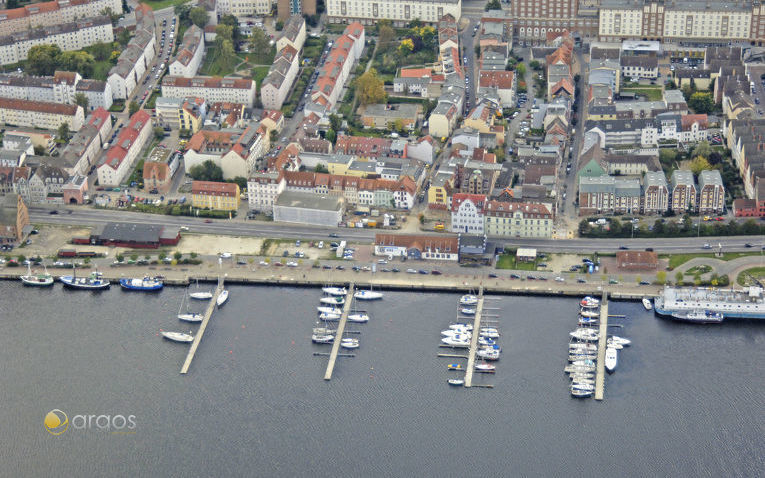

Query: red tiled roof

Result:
[374,233,458,253]
[451,193,487,212]
[484,200,552,218]
[0,97,78,115]
[478,70,514,90]
[191,180,238,196]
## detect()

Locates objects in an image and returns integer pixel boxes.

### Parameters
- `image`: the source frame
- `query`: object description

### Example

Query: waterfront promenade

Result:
[0,264,661,299]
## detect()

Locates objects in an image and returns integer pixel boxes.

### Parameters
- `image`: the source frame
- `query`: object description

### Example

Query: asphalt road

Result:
[30,207,765,253]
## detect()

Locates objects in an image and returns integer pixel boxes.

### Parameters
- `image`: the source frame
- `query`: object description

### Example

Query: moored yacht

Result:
[347,313,370,323]
[60,270,110,290]
[178,313,203,323]
[317,306,342,315]
[580,296,600,308]
[340,338,359,349]
[120,277,163,291]
[20,264,54,287]
[161,331,194,343]
[322,287,347,296]
[312,333,334,344]
[605,346,618,373]
[459,294,479,306]
[320,296,345,305]
[319,312,341,321]
[642,297,653,310]
[216,289,229,306]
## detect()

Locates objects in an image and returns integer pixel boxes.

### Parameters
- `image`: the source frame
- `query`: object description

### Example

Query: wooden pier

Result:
[323,283,355,381]
[180,276,225,374]
[463,286,485,388]
[594,291,608,400]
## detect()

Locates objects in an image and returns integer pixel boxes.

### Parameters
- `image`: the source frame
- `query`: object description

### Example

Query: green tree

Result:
[117,29,131,48]
[190,252,198,259]
[656,270,667,285]
[675,270,684,284]
[355,68,387,105]
[485,0,501,10]
[27,44,62,76]
[529,60,540,70]
[219,14,242,46]
[693,140,711,159]
[57,123,70,142]
[74,93,89,110]
[116,253,124,262]
[89,41,114,62]
[516,63,527,78]
[58,51,95,78]
[130,253,139,261]
[275,20,284,31]
[215,24,234,44]
[153,126,166,140]
[326,129,337,145]
[128,100,140,116]
[189,160,224,181]
[231,176,247,191]
[269,129,278,145]
[249,27,271,54]
[689,155,712,175]
[315,163,329,173]
[173,251,183,261]
[688,92,714,114]
[329,114,342,132]
[7,0,18,8]
[189,7,208,28]
[378,23,395,46]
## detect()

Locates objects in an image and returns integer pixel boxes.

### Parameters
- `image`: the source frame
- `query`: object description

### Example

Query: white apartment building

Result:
[247,171,286,211]
[260,45,300,110]
[0,72,111,110]
[0,15,113,65]
[599,0,753,43]
[216,0,272,18]
[275,15,306,53]
[107,5,156,100]
[162,76,258,108]
[326,0,462,26]
[0,0,121,36]
[169,25,204,77]
[0,98,84,131]
[450,193,486,234]
[97,110,152,186]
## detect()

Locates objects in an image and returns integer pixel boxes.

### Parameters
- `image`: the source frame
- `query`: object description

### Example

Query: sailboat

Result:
[354,283,383,300]
[20,263,54,287]
[216,289,229,306]
[177,291,203,322]
[161,331,194,343]
[189,279,213,300]
[322,286,347,296]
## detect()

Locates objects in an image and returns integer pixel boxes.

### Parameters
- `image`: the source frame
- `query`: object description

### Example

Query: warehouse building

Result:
[272,191,344,227]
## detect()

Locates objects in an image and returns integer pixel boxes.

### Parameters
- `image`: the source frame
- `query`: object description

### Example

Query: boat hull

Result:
[20,276,54,287]
[60,277,110,290]
[119,279,163,291]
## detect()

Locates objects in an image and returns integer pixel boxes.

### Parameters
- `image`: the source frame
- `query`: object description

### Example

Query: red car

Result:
[204,219,213,223]
[715,217,724,221]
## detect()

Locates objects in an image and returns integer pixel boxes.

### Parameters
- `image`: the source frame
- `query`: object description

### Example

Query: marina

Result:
[464,288,485,388]
[594,293,608,401]
[323,284,356,381]
[3,282,764,476]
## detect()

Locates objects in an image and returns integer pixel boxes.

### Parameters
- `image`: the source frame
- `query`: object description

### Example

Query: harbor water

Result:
[2,282,764,477]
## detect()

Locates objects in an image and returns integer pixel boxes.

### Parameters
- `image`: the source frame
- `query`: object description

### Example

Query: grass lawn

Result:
[495,254,538,271]
[737,266,765,285]
[251,66,270,91]
[664,252,762,269]
[141,0,190,11]
[199,52,237,77]
[621,86,663,101]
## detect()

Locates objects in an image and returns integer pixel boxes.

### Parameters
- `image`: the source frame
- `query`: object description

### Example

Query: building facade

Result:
[191,180,241,211]
[326,0,461,26]
[484,200,554,238]
[97,110,152,186]
[162,76,257,108]
[450,193,486,234]
[0,98,83,131]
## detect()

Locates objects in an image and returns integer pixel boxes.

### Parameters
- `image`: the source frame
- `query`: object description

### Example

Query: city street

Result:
[28,206,765,253]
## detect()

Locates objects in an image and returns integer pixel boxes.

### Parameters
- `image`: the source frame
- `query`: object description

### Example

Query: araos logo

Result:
[44,410,136,435]
[44,409,69,435]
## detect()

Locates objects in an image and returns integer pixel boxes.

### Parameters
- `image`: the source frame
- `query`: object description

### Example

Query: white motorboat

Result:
[474,363,496,372]
[441,329,471,337]
[178,313,203,323]
[479,327,500,338]
[320,296,345,305]
[460,308,476,315]
[317,306,342,315]
[340,338,359,349]
[571,382,595,392]
[570,387,593,398]
[216,289,229,306]
[477,347,501,360]
[606,340,623,350]
[569,355,597,363]
[580,309,599,318]
[312,333,334,344]
[478,337,497,346]
[319,312,341,321]
[569,344,597,352]
[20,264,54,287]
[448,379,464,386]
[442,333,471,342]
[605,347,618,373]
[459,294,479,306]
[580,296,600,308]
[161,331,194,343]
[570,359,596,367]
[354,289,383,300]
[609,336,631,346]
[322,287,347,296]
[448,323,473,330]
[312,326,334,335]
[441,336,470,348]
[642,297,653,310]
[569,329,600,341]
[564,364,596,373]
[190,291,213,300]
[569,373,595,380]
[347,313,369,323]
[578,316,598,326]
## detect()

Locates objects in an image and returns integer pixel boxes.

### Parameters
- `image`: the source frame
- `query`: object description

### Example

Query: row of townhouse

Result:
[450,192,555,238]
[0,71,111,111]
[183,123,269,179]
[579,169,725,215]
[0,97,84,131]
[0,0,121,37]
[107,4,156,100]
[260,17,306,110]
[169,25,204,78]
[306,22,364,115]
[0,15,113,66]
[326,0,461,27]
[247,169,417,212]
[97,110,152,186]
[58,107,112,176]
[586,113,709,148]
[216,0,272,18]
[162,75,257,108]
[723,117,765,200]
[429,14,465,139]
